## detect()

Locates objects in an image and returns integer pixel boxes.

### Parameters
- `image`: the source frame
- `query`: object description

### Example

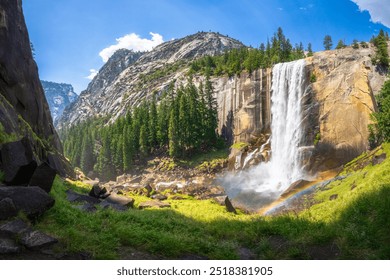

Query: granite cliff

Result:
[0,0,73,177]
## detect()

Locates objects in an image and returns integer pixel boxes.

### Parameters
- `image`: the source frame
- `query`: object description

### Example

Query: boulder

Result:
[224,196,237,214]
[372,153,386,165]
[105,193,134,208]
[1,138,37,185]
[89,184,109,199]
[28,162,57,193]
[65,189,101,205]
[0,198,17,220]
[74,203,97,213]
[213,195,227,206]
[150,194,167,201]
[99,200,128,211]
[20,230,58,250]
[139,200,171,209]
[0,186,55,219]
[0,219,29,238]
[0,238,21,254]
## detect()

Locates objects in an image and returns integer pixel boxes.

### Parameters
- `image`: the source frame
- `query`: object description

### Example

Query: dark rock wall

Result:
[0,0,73,177]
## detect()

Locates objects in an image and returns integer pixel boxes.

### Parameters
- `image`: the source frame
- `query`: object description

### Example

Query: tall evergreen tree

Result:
[323,35,333,50]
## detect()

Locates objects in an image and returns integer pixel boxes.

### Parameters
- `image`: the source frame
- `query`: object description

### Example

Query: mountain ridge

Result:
[57,32,246,128]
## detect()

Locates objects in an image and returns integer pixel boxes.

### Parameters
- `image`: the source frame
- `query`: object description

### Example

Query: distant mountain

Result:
[57,32,246,128]
[41,80,78,122]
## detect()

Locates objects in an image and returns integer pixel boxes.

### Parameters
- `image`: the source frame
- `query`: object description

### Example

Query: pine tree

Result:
[336,39,346,49]
[323,35,333,50]
[204,71,218,144]
[149,94,158,148]
[80,132,94,173]
[168,106,180,157]
[307,43,313,56]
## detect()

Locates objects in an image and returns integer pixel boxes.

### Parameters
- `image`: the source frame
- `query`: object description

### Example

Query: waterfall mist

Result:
[219,59,310,210]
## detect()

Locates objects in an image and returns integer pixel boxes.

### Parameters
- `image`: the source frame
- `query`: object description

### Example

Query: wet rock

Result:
[139,201,171,209]
[0,238,21,254]
[65,189,101,204]
[0,186,55,219]
[105,193,134,208]
[28,163,57,193]
[150,194,167,201]
[0,219,29,238]
[0,198,17,220]
[20,230,58,250]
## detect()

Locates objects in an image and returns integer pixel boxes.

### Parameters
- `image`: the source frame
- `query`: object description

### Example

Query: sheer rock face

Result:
[0,0,73,177]
[57,32,246,129]
[306,46,386,171]
[211,68,272,144]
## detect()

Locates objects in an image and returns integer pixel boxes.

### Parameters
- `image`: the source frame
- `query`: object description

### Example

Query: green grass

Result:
[35,144,390,259]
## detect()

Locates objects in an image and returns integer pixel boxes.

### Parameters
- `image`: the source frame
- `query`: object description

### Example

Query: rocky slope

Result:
[0,0,72,177]
[41,81,78,122]
[57,32,246,128]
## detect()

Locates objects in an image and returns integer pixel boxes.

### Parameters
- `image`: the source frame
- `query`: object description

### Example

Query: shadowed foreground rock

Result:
[0,187,55,220]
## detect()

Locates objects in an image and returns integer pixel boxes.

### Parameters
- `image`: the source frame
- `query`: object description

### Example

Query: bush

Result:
[369,80,390,145]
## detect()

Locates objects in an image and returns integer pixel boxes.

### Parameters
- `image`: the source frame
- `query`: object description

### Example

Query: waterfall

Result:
[219,59,309,208]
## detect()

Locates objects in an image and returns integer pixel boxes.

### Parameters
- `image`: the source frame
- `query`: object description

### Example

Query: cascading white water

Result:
[219,59,308,206]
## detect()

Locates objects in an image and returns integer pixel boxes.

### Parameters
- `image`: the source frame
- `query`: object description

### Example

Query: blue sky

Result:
[23,0,390,93]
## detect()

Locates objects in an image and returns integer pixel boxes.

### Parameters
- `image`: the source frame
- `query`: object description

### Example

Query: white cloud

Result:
[351,0,390,28]
[99,32,164,62]
[86,69,98,80]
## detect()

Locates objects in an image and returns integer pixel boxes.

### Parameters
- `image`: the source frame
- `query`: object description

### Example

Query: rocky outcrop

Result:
[41,81,78,122]
[0,0,73,178]
[57,32,246,129]
[306,46,386,171]
[212,68,272,143]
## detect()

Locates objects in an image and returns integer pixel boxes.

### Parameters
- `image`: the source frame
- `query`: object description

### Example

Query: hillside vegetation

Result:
[33,143,390,259]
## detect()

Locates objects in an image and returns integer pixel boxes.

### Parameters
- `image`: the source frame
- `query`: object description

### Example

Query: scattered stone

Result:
[65,189,101,205]
[372,153,386,165]
[20,230,58,250]
[0,238,21,254]
[1,138,37,185]
[0,219,29,238]
[0,198,17,220]
[150,194,167,201]
[329,194,338,201]
[0,186,55,219]
[143,184,153,197]
[99,200,127,211]
[224,196,237,214]
[89,184,109,199]
[74,203,97,213]
[28,163,57,193]
[170,195,185,200]
[139,200,171,209]
[116,174,130,184]
[105,193,134,208]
